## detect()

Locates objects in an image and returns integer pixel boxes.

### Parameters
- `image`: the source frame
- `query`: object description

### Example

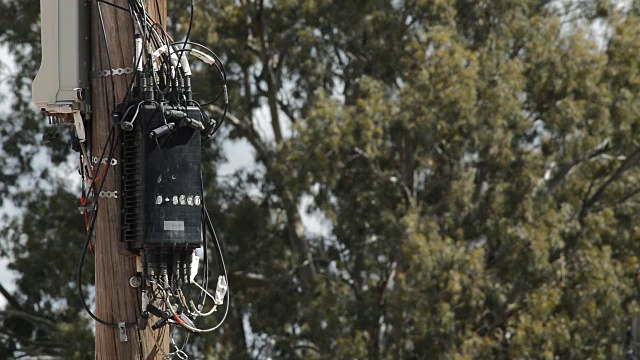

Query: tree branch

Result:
[579,146,640,222]
[208,105,270,159]
[277,99,297,123]
[0,282,22,310]
[0,308,57,329]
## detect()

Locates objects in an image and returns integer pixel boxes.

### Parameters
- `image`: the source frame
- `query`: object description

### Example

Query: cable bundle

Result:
[74,1,230,354]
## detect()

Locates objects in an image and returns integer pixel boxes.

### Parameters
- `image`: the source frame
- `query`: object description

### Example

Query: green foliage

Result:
[2,0,640,358]
[0,187,93,359]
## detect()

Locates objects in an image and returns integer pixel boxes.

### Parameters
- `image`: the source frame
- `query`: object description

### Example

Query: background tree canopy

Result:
[2,0,640,358]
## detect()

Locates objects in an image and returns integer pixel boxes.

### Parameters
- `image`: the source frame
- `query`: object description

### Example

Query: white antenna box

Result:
[32,0,90,125]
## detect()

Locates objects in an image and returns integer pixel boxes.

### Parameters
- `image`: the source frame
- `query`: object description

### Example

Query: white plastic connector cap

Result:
[178,46,192,76]
[135,37,143,72]
[214,276,228,305]
[189,254,200,283]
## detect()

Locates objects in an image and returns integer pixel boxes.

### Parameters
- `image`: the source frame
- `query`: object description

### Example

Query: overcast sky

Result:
[0,44,18,308]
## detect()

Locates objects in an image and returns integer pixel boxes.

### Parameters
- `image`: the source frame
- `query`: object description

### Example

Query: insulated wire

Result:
[159,207,229,333]
[96,0,129,13]
[77,128,137,328]
[166,41,228,141]
[116,1,155,113]
[175,0,195,78]
[97,2,117,112]
[201,206,209,306]
[169,45,227,105]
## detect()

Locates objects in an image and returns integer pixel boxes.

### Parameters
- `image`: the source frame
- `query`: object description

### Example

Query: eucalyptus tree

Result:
[2,0,640,359]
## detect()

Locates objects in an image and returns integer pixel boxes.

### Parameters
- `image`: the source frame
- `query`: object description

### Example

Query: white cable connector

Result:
[73,111,86,142]
[178,47,192,76]
[189,49,215,65]
[152,45,191,77]
[152,45,177,77]
[214,276,227,305]
[141,290,149,313]
[146,43,158,71]
[187,277,225,317]
[189,254,200,283]
[135,36,143,72]
[151,45,167,62]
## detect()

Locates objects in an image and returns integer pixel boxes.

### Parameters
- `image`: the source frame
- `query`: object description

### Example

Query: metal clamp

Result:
[118,322,128,342]
[93,67,134,78]
[99,191,118,199]
[77,205,93,214]
[93,156,118,166]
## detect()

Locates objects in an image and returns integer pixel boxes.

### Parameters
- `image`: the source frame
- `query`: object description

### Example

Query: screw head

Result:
[129,276,142,288]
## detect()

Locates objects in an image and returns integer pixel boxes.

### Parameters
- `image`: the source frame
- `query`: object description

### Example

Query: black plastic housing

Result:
[121,104,204,263]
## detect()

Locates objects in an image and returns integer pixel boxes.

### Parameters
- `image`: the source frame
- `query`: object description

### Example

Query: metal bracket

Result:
[77,205,92,214]
[118,322,128,342]
[93,67,134,78]
[72,111,87,142]
[99,191,118,199]
[93,156,118,166]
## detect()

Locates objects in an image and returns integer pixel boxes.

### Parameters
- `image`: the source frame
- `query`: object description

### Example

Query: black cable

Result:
[95,18,110,148]
[162,42,228,140]
[175,0,195,77]
[145,1,180,98]
[153,0,171,55]
[167,42,227,110]
[99,0,148,118]
[208,95,227,133]
[86,118,116,192]
[149,11,174,95]
[153,0,164,28]
[197,61,226,105]
[204,207,226,275]
[130,0,146,51]
[96,0,130,13]
[97,2,117,112]
[179,41,227,80]
[201,206,230,331]
[166,42,227,83]
[77,127,137,328]
[198,179,209,306]
[118,0,154,109]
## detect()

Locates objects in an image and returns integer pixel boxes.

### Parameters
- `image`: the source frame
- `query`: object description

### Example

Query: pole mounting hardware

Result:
[118,322,128,342]
[93,156,118,166]
[99,191,118,199]
[93,67,134,78]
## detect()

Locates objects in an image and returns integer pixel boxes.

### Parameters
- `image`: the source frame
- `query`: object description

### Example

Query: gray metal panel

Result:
[32,0,90,114]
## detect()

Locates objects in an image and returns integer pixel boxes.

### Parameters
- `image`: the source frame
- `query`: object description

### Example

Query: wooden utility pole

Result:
[91,1,168,358]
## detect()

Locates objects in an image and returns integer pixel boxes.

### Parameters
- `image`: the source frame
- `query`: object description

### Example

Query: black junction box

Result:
[121,104,204,260]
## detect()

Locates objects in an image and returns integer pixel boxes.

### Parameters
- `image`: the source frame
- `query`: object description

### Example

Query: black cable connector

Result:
[181,118,205,131]
[149,122,176,139]
[164,109,187,119]
[152,317,168,330]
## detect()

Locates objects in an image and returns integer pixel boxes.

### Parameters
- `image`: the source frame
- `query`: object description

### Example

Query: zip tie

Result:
[93,67,135,78]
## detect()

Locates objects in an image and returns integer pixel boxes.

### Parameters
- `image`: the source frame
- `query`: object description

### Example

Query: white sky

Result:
[0,44,18,308]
